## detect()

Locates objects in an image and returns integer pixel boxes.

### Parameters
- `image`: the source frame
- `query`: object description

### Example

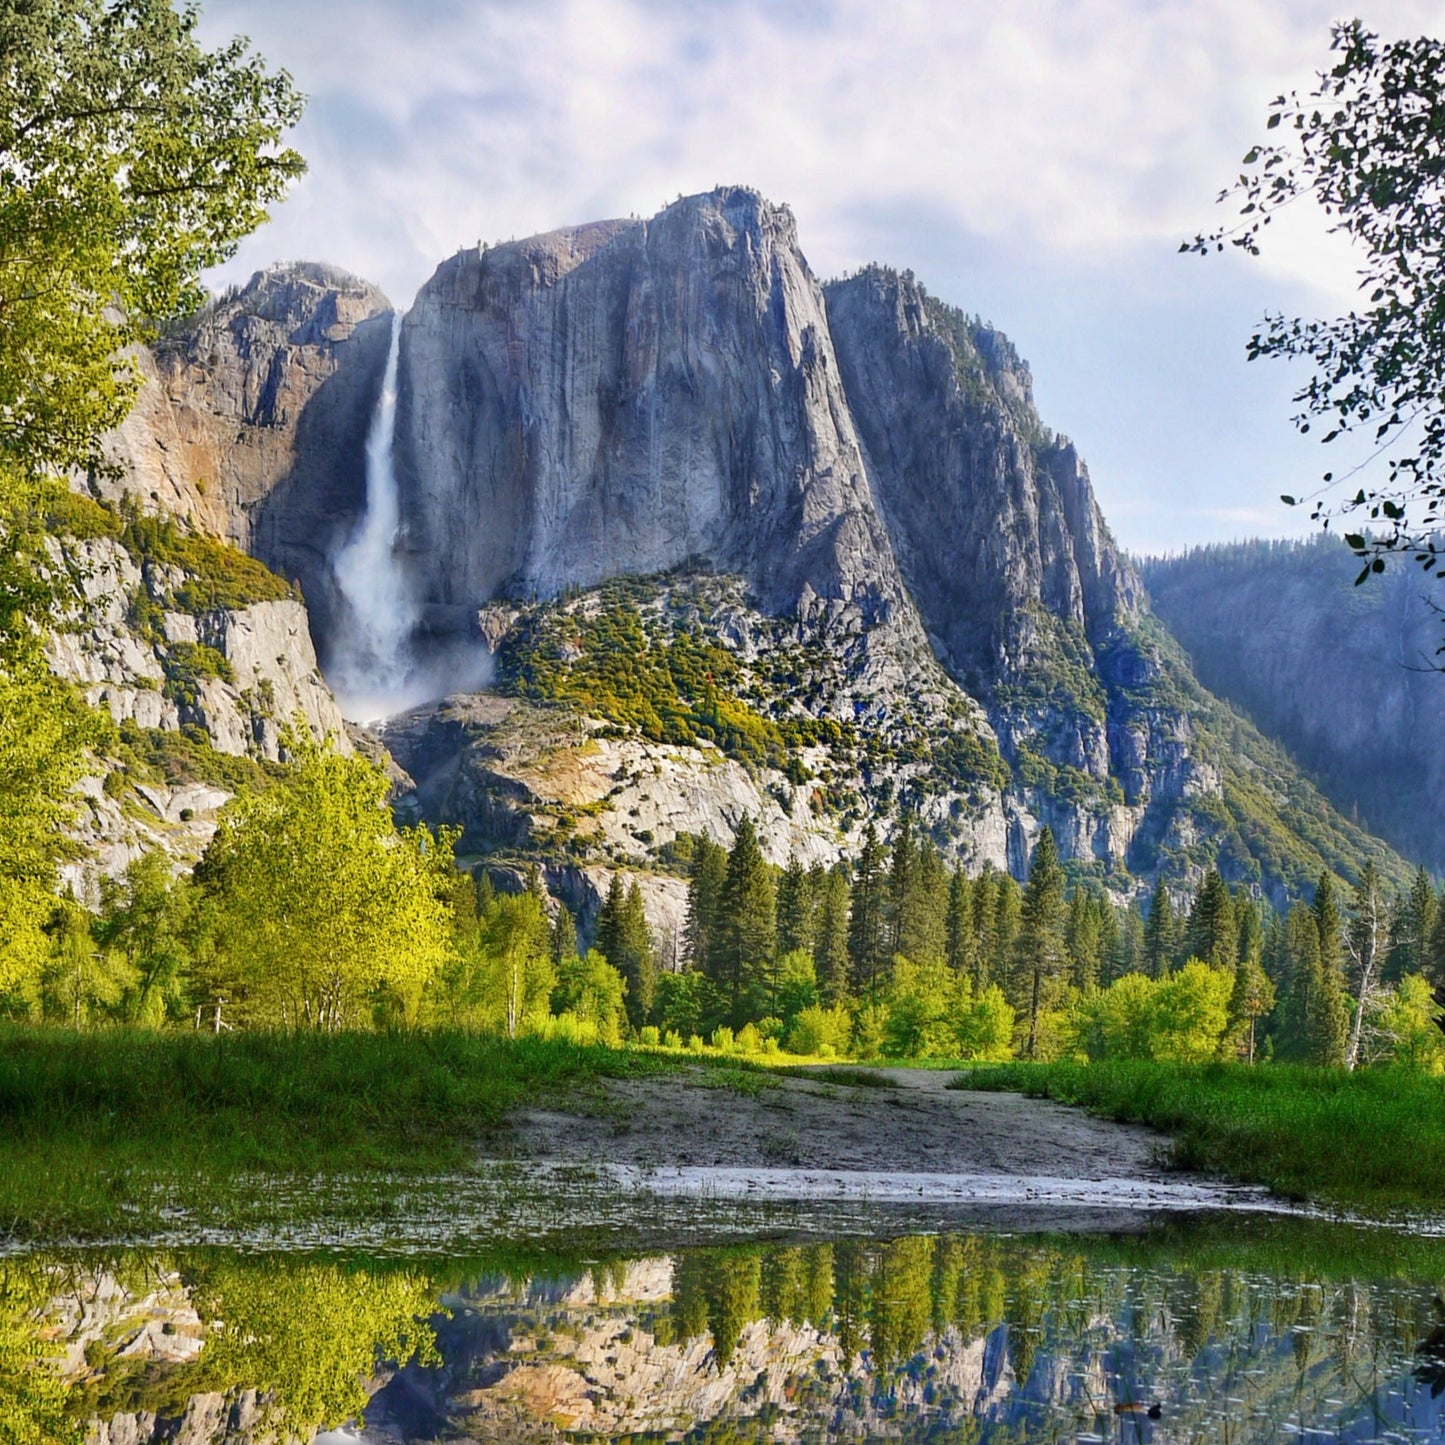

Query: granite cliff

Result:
[78,187,1412,900]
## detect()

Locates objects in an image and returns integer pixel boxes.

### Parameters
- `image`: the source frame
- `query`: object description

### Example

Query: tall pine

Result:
[1015,827,1068,1059]
[715,817,776,1019]
[847,824,888,995]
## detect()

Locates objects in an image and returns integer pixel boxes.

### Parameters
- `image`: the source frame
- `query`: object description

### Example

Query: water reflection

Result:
[10,1221,1445,1443]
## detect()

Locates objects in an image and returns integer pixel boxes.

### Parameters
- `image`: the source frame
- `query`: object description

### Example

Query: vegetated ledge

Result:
[955,1059,1445,1215]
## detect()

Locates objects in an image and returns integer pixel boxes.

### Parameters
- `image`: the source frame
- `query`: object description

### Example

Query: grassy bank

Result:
[0,1027,680,1238]
[957,1060,1445,1214]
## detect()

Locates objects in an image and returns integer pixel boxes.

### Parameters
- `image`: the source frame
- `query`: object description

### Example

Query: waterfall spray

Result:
[332,311,417,719]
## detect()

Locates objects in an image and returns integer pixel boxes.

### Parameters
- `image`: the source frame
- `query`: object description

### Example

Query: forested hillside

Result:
[1141,538,1445,872]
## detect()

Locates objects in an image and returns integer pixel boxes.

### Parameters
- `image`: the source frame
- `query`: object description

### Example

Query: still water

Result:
[15,1214,1445,1444]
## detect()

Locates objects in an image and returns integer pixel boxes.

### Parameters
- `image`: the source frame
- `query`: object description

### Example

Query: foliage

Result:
[1187,22,1445,585]
[195,734,453,1029]
[551,948,627,1047]
[188,1259,437,1434]
[0,1260,80,1445]
[1369,973,1445,1072]
[0,0,304,481]
[498,583,828,770]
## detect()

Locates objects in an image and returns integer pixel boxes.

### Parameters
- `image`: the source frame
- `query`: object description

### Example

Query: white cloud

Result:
[203,0,1445,305]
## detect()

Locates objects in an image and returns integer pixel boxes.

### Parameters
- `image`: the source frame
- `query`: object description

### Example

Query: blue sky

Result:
[202,0,1445,555]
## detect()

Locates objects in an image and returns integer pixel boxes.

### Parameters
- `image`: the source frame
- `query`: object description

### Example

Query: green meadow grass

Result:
[955,1059,1445,1214]
[0,1027,678,1238]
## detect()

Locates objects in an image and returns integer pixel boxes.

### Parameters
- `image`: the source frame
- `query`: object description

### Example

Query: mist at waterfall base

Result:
[329,311,492,724]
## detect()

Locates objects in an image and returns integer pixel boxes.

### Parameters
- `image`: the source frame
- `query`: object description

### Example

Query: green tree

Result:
[684,836,727,972]
[813,866,852,1007]
[847,823,888,995]
[595,874,655,1028]
[94,850,192,1024]
[551,948,627,1045]
[1143,877,1179,977]
[1015,828,1068,1059]
[1184,868,1238,970]
[1187,22,1445,576]
[1385,869,1434,982]
[1,0,304,480]
[195,734,453,1029]
[0,0,303,1014]
[1225,948,1276,1063]
[944,866,975,977]
[775,852,814,958]
[713,817,775,1020]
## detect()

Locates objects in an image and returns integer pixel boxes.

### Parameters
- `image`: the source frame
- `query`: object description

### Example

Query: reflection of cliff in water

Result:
[13,1228,1445,1443]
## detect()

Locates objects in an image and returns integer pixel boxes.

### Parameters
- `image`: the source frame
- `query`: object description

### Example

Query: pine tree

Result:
[594,875,626,982]
[1427,886,1445,987]
[1143,879,1177,978]
[1184,868,1238,968]
[617,882,657,1029]
[776,854,814,958]
[991,871,1023,998]
[550,902,578,966]
[1389,866,1436,982]
[886,814,916,959]
[945,867,975,976]
[971,864,999,990]
[813,866,852,1007]
[684,836,728,973]
[716,817,776,1018]
[1109,904,1145,985]
[1015,828,1068,1059]
[847,823,888,995]
[1065,887,1105,991]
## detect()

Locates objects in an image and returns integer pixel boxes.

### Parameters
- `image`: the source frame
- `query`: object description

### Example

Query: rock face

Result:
[823,267,1139,681]
[93,187,1417,898]
[98,261,394,664]
[394,193,912,642]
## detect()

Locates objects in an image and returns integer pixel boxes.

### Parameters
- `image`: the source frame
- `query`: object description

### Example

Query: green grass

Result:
[955,1059,1445,1214]
[0,1027,681,1239]
[794,1065,900,1089]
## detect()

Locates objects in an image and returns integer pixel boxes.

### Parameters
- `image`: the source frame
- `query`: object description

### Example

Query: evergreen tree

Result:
[1143,879,1177,978]
[904,838,949,965]
[716,817,776,1018]
[971,864,1000,989]
[1225,946,1275,1064]
[1065,887,1105,991]
[1185,868,1238,969]
[1388,866,1437,982]
[776,853,814,958]
[813,867,852,1007]
[1015,828,1069,1059]
[618,882,657,1029]
[550,902,578,967]
[1276,901,1323,1062]
[1109,904,1146,985]
[991,871,1023,997]
[847,824,888,995]
[886,814,917,959]
[594,875,626,982]
[684,836,727,973]
[1427,887,1445,987]
[944,867,975,977]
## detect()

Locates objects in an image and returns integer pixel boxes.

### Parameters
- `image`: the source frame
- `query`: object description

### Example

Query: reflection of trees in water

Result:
[3,1252,437,1442]
[660,1233,1445,1435]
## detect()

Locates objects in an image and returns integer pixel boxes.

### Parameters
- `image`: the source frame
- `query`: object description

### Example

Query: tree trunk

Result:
[1027,969,1041,1060]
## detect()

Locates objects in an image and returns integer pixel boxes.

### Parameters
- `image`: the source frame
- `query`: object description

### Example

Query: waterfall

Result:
[331,311,417,720]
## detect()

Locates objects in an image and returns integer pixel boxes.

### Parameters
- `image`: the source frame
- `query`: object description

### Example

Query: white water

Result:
[332,312,418,721]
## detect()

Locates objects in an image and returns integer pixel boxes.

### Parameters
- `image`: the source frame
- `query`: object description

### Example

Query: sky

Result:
[201,0,1445,556]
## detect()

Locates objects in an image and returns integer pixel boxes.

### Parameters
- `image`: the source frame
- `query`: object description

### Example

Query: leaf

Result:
[1267,112,1282,129]
[1280,494,1297,505]
[1344,533,1367,549]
